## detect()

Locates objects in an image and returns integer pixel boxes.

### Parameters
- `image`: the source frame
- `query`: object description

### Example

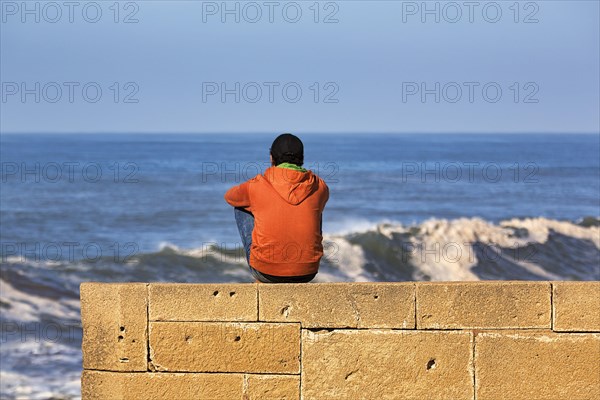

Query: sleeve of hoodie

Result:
[319,177,330,210]
[224,176,259,209]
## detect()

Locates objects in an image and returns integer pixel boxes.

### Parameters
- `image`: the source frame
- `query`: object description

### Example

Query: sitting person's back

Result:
[224,133,329,283]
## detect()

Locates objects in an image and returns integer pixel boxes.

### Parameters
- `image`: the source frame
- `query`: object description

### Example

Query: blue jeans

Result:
[234,207,317,283]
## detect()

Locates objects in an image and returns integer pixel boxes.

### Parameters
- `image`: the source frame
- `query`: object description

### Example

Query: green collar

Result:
[277,162,307,172]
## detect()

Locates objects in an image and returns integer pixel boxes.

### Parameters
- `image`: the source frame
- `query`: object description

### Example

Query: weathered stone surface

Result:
[149,283,257,322]
[81,370,243,400]
[417,281,551,329]
[149,322,300,373]
[245,374,300,399]
[81,281,600,399]
[553,281,600,332]
[80,283,147,371]
[475,331,600,400]
[259,283,415,328]
[301,329,473,400]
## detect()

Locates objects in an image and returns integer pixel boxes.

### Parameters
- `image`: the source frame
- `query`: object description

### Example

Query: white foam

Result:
[157,241,181,251]
[500,217,600,247]
[1,364,81,400]
[1,336,82,399]
[323,216,599,282]
[316,236,376,282]
[0,279,80,323]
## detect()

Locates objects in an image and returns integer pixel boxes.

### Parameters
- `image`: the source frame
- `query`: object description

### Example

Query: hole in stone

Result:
[373,295,379,299]
[344,369,358,380]
[118,335,124,342]
[213,290,219,296]
[281,305,291,318]
[185,336,192,343]
[132,339,136,343]
[120,326,125,332]
[229,291,236,297]
[234,335,241,342]
[119,357,129,363]
[426,359,436,370]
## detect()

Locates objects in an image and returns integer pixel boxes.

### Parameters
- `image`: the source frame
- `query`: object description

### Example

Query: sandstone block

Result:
[475,331,600,400]
[301,329,473,400]
[417,281,551,329]
[80,283,147,371]
[149,322,300,373]
[259,283,415,328]
[81,370,243,400]
[553,281,600,332]
[245,374,300,399]
[149,283,257,321]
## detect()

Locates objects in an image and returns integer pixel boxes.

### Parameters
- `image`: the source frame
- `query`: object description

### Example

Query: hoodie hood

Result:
[263,166,318,205]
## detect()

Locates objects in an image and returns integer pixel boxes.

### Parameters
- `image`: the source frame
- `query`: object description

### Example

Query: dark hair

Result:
[271,152,303,166]
[270,133,304,166]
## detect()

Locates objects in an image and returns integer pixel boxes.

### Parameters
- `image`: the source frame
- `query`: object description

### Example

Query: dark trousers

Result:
[234,207,316,283]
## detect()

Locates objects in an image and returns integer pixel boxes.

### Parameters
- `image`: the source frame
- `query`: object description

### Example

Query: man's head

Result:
[270,133,304,166]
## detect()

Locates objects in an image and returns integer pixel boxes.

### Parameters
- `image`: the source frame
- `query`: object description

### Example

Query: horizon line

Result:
[2,131,599,136]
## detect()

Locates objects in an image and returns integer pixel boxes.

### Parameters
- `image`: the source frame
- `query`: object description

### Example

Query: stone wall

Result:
[80,281,600,400]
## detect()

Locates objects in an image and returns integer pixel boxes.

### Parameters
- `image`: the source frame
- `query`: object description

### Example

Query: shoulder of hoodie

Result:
[303,168,328,188]
[312,172,329,193]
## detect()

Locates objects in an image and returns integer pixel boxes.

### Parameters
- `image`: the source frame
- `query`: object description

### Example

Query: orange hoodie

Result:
[224,165,329,276]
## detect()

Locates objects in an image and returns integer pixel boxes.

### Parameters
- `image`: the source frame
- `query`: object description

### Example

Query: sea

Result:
[1,133,599,399]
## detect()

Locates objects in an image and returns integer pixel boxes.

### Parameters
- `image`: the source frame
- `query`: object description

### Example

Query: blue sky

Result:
[1,0,599,133]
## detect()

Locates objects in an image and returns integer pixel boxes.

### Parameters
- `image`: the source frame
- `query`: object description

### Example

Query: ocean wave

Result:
[323,216,600,282]
[2,216,598,301]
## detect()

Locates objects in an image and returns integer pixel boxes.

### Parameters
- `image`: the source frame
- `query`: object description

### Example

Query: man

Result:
[224,133,329,283]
